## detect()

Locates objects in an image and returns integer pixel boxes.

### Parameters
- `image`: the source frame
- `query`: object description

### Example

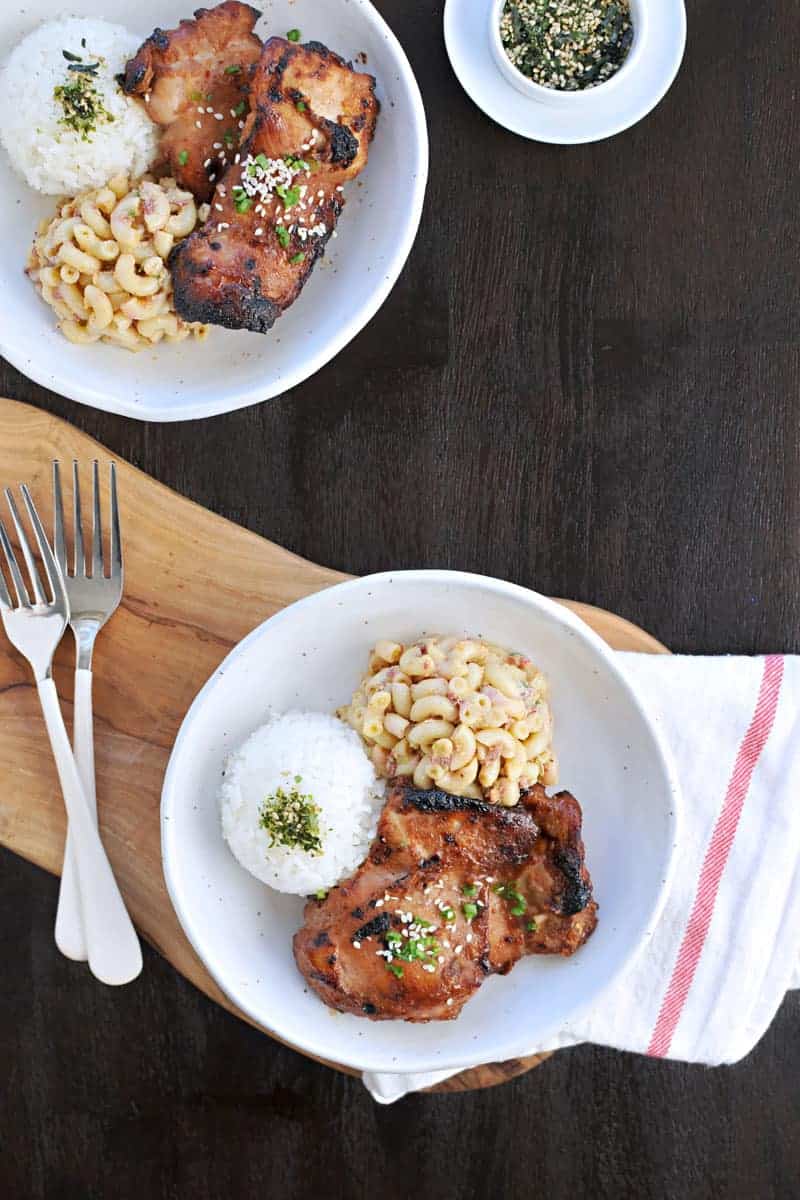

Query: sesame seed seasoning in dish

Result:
[500,0,634,92]
[489,0,644,105]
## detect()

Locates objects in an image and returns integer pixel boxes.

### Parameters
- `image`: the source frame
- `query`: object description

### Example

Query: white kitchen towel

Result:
[363,654,800,1104]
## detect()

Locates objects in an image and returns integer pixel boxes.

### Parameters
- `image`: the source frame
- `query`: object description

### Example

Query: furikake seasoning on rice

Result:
[500,0,634,91]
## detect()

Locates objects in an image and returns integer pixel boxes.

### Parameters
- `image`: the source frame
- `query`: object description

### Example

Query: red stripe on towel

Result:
[646,655,784,1058]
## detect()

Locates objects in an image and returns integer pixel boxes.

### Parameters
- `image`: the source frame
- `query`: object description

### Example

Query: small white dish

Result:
[0,1,428,422]
[161,570,681,1076]
[445,0,686,144]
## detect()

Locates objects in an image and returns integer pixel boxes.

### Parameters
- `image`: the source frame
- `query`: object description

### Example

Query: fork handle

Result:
[55,669,96,962]
[37,678,142,985]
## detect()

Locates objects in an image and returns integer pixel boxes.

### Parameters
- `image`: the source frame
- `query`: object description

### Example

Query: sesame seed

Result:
[203,158,211,167]
[197,107,205,115]
[375,899,384,908]
[214,112,224,120]
[195,120,202,128]
[446,998,454,1006]
[214,203,223,211]
[213,141,222,149]
[353,940,361,949]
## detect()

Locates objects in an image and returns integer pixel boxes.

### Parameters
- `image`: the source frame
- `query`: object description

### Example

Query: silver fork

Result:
[0,485,140,985]
[52,461,125,963]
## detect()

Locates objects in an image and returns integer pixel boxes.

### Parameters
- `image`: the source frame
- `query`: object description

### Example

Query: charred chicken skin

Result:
[123,2,263,203]
[167,36,378,332]
[293,783,598,1022]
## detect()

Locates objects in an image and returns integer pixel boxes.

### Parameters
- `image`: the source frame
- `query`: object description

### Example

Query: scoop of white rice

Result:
[0,18,158,194]
[220,711,386,895]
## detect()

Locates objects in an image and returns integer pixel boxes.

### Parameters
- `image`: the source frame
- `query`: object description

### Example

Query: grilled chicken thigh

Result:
[123,2,262,202]
[168,36,378,332]
[294,784,598,1022]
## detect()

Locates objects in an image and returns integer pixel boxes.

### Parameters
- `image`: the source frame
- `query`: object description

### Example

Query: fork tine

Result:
[72,460,85,577]
[109,462,122,579]
[91,460,103,579]
[0,521,12,611]
[0,507,31,607]
[53,461,67,573]
[4,488,45,605]
[21,485,63,604]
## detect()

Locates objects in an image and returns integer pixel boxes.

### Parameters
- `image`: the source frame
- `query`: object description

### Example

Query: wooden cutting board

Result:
[0,397,668,1093]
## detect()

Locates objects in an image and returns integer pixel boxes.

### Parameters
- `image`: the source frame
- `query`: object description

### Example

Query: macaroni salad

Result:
[27,173,210,350]
[339,637,557,807]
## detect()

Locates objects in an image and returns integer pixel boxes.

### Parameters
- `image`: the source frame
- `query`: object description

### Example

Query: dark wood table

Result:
[2,2,798,1196]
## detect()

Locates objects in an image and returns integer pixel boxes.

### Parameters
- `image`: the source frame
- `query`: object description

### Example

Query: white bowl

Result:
[0,1,428,421]
[489,0,646,106]
[161,570,680,1075]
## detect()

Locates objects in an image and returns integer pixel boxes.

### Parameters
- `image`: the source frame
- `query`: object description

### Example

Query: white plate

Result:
[444,0,686,144]
[161,570,681,1075]
[0,1,427,421]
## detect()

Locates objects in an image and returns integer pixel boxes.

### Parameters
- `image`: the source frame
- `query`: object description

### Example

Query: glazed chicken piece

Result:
[167,36,378,332]
[123,2,262,203]
[293,784,598,1022]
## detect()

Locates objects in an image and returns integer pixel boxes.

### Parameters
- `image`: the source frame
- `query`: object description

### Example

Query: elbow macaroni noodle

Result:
[26,174,210,351]
[338,637,558,807]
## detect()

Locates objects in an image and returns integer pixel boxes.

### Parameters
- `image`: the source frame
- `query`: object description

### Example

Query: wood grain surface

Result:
[0,396,666,1095]
[1,0,799,1196]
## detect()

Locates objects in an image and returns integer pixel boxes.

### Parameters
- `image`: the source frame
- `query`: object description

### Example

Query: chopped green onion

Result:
[462,902,478,921]
[255,152,270,170]
[223,129,235,146]
[62,49,82,62]
[387,963,404,978]
[289,252,305,264]
[177,149,189,166]
[275,224,290,248]
[441,906,456,922]
[224,63,241,74]
[385,930,402,944]
[296,100,307,112]
[190,89,202,101]
[233,99,247,116]
[462,883,478,897]
[206,92,213,102]
[314,889,327,901]
[233,188,252,213]
[276,183,301,208]
[526,920,538,933]
[510,898,527,917]
[287,28,301,42]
